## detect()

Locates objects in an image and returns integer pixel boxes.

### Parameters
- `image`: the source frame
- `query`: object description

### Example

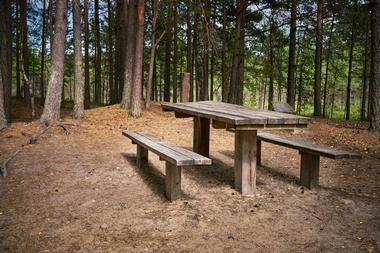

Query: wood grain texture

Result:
[123,131,212,166]
[165,162,182,201]
[193,117,210,157]
[300,152,320,189]
[257,132,361,159]
[137,145,148,168]
[234,130,257,195]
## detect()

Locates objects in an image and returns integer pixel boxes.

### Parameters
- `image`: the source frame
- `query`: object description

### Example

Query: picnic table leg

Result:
[299,152,320,189]
[137,145,148,168]
[234,130,257,195]
[165,162,182,201]
[257,139,262,166]
[193,116,210,157]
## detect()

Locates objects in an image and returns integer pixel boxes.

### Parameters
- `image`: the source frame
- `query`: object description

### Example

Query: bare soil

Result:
[1,100,379,253]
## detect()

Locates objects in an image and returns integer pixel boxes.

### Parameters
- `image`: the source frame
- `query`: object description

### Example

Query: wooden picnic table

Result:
[162,101,311,195]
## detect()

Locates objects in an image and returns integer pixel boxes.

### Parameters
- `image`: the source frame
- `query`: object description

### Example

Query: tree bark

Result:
[146,0,158,109]
[40,0,68,126]
[221,1,228,102]
[186,0,193,102]
[164,0,174,102]
[73,0,84,119]
[16,0,22,99]
[200,0,210,101]
[286,0,297,109]
[313,0,323,116]
[0,62,6,130]
[268,15,274,110]
[40,0,47,104]
[107,0,114,105]
[94,0,102,104]
[322,17,334,118]
[21,0,30,106]
[370,0,380,130]
[172,0,179,103]
[361,20,370,121]
[345,12,356,121]
[83,0,90,108]
[121,0,136,109]
[130,0,145,117]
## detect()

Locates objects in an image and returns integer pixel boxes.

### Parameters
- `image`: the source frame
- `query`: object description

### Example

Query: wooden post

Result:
[193,116,210,157]
[181,72,190,102]
[137,145,148,168]
[165,162,181,201]
[256,139,261,166]
[299,152,320,189]
[234,130,257,195]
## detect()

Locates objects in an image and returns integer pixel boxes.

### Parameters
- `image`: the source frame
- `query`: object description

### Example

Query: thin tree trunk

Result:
[268,15,274,110]
[313,0,323,116]
[345,12,356,120]
[94,0,102,104]
[73,0,84,119]
[369,0,380,130]
[40,0,47,104]
[130,0,145,117]
[361,20,370,121]
[322,17,334,118]
[221,1,228,102]
[172,0,178,103]
[107,0,114,105]
[0,67,6,129]
[146,0,159,109]
[21,0,30,106]
[200,0,210,101]
[286,0,297,109]
[186,0,193,101]
[16,0,21,100]
[164,0,174,102]
[84,0,90,108]
[121,0,136,108]
[40,0,68,126]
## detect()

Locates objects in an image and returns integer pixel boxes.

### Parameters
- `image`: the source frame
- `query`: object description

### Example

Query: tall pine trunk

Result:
[94,0,102,104]
[268,15,274,110]
[84,0,90,108]
[345,11,356,120]
[313,0,323,116]
[172,0,178,103]
[16,0,21,99]
[40,0,68,126]
[130,0,145,117]
[40,0,47,104]
[186,0,193,101]
[322,17,334,118]
[121,0,136,109]
[146,0,158,109]
[286,0,297,109]
[73,0,84,119]
[164,0,174,102]
[107,0,114,105]
[361,20,370,121]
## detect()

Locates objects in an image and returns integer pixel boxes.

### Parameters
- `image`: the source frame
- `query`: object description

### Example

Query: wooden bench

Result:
[122,131,212,201]
[272,102,296,114]
[256,132,361,189]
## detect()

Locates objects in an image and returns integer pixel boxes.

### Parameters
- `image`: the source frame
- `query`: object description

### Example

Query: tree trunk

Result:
[107,0,114,105]
[186,0,193,101]
[16,0,22,100]
[369,0,380,130]
[121,0,136,109]
[0,60,6,130]
[345,12,356,120]
[84,0,90,108]
[21,0,31,107]
[73,0,84,119]
[94,0,102,104]
[40,0,47,104]
[130,0,145,117]
[172,0,178,103]
[164,0,174,102]
[40,0,68,126]
[322,17,334,118]
[146,0,158,109]
[286,0,297,109]
[221,1,228,102]
[268,15,274,110]
[361,20,370,121]
[313,0,323,116]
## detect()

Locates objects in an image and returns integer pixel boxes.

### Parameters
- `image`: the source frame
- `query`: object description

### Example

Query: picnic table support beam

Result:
[193,117,210,157]
[256,139,262,166]
[137,145,148,168]
[234,130,257,195]
[299,152,320,189]
[165,162,182,201]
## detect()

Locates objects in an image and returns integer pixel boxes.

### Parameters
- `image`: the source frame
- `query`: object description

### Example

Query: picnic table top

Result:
[162,101,311,128]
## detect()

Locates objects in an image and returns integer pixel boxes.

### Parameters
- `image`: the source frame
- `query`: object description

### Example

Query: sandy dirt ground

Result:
[0,101,379,252]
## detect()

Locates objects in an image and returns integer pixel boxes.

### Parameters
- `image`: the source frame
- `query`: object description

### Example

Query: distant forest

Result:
[0,0,379,129]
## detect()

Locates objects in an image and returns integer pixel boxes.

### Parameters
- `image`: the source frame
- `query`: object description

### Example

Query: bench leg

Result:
[257,139,262,166]
[193,117,210,157]
[299,152,320,189]
[137,145,148,168]
[235,130,257,195]
[165,162,182,201]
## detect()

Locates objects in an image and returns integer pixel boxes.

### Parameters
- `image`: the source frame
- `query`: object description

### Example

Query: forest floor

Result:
[0,99,379,253]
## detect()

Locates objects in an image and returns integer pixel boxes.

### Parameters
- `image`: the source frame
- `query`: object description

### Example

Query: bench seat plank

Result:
[123,131,211,166]
[257,132,361,159]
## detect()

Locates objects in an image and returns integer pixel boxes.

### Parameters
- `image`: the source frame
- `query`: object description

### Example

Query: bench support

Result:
[235,130,257,195]
[137,145,148,168]
[165,162,182,201]
[193,117,210,157]
[299,152,320,189]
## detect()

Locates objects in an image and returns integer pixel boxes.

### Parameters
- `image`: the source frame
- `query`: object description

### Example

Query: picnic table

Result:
[162,101,311,195]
